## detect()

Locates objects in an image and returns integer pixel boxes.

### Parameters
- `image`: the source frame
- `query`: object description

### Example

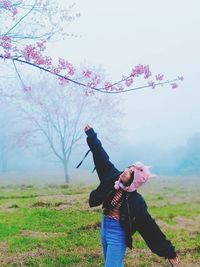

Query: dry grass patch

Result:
[174,216,199,228]
[126,248,200,267]
[173,216,200,234]
[20,230,67,238]
[55,204,74,210]
[156,219,169,229]
[79,221,101,231]
[38,194,67,201]
[126,248,166,267]
[0,248,47,266]
[0,241,8,255]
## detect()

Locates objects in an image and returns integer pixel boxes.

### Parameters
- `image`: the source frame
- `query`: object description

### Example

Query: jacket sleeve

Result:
[134,194,177,259]
[86,128,120,182]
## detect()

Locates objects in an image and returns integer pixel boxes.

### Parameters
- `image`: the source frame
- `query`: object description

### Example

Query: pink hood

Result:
[114,161,156,192]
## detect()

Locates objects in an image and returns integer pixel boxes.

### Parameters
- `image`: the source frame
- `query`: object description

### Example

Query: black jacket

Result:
[86,128,177,259]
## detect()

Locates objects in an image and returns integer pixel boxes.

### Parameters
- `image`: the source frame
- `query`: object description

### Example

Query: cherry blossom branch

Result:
[96,78,182,94]
[0,55,183,94]
[0,1,184,95]
[1,28,184,94]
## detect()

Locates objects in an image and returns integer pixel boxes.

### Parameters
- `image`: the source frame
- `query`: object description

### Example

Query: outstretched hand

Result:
[84,124,92,133]
[168,256,179,266]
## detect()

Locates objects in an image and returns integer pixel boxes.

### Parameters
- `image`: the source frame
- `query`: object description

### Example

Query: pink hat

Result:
[114,161,156,192]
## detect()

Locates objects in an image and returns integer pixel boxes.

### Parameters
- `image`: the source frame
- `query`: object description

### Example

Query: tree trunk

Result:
[63,160,70,184]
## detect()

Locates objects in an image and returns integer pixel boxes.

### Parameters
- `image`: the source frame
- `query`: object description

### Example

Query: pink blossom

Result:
[131,64,152,79]
[58,58,75,75]
[58,58,70,69]
[0,36,12,49]
[92,75,101,85]
[104,82,113,91]
[148,81,156,89]
[131,64,144,77]
[67,66,75,76]
[84,90,89,96]
[116,85,124,91]
[23,86,32,92]
[58,77,65,85]
[12,46,19,53]
[135,64,145,75]
[58,76,69,86]
[51,68,61,74]
[144,65,152,79]
[83,70,92,78]
[58,58,65,69]
[36,57,45,65]
[12,7,18,16]
[171,83,178,89]
[87,81,97,89]
[178,76,184,81]
[44,56,52,66]
[2,0,12,10]
[88,89,95,95]
[155,74,164,81]
[85,88,95,96]
[3,51,11,58]
[2,0,18,16]
[21,45,52,67]
[125,78,134,87]
[36,41,46,51]
[22,45,37,61]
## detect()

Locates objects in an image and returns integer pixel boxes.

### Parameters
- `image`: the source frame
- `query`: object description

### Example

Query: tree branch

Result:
[5,2,36,36]
[0,55,182,94]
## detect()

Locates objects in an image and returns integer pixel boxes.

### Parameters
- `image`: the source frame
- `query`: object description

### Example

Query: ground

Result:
[0,175,199,266]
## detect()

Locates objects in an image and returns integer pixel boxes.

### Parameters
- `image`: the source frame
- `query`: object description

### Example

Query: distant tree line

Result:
[112,133,200,176]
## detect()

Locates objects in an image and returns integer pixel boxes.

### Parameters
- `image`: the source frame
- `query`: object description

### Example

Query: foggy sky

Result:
[1,0,200,180]
[47,0,200,149]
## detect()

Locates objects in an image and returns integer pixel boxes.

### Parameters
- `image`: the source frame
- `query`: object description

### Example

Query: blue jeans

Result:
[101,215,126,267]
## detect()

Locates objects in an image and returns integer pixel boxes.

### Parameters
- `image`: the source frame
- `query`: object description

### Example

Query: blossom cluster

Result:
[0,0,18,16]
[0,9,183,95]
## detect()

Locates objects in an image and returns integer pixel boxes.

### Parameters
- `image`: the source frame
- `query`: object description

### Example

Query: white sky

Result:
[47,0,200,148]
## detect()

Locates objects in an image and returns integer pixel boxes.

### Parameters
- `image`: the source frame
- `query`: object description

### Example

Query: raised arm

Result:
[84,125,120,182]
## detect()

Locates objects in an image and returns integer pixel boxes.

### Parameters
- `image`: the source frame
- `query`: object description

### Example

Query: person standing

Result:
[84,125,179,267]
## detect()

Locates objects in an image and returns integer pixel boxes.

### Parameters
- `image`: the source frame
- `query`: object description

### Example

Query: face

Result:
[119,167,134,184]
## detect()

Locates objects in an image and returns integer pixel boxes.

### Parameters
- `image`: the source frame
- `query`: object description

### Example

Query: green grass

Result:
[0,177,200,266]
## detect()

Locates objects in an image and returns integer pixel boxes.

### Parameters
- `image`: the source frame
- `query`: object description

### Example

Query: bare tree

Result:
[2,70,121,183]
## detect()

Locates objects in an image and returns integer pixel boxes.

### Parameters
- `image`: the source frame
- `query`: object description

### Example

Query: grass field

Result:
[0,175,199,266]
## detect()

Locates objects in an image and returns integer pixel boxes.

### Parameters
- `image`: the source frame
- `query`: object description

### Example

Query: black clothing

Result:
[86,128,177,259]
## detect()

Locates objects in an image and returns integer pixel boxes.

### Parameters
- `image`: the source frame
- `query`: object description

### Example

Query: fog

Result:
[1,0,200,183]
[47,0,200,147]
